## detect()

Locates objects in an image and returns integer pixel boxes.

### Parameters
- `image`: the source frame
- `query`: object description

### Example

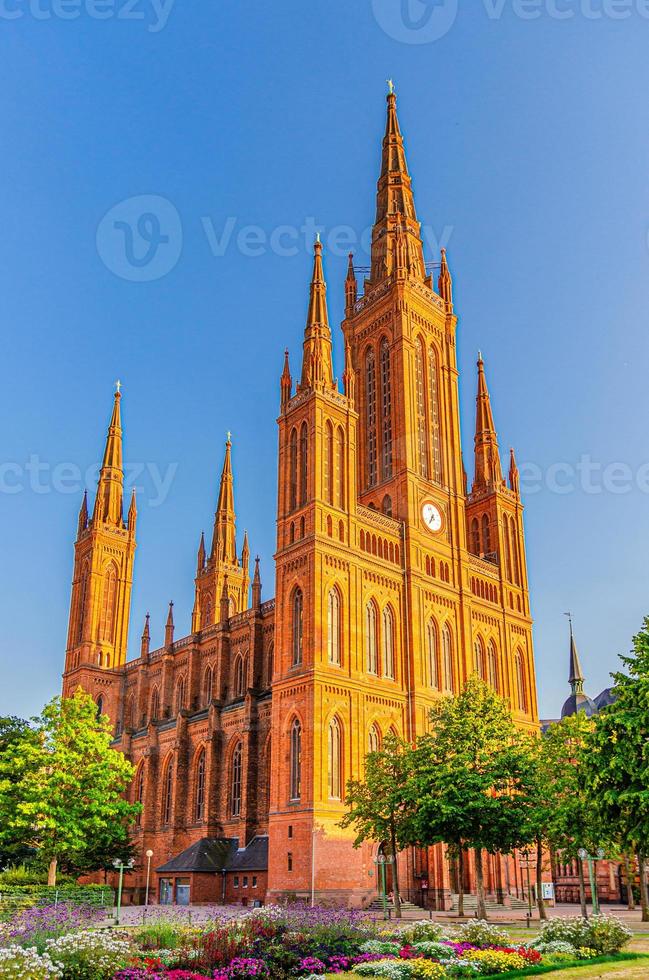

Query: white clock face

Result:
[422,502,443,533]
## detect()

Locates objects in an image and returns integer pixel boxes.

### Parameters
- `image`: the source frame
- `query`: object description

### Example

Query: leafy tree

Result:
[0,691,140,885]
[408,678,536,920]
[340,733,414,917]
[0,716,41,866]
[583,618,649,922]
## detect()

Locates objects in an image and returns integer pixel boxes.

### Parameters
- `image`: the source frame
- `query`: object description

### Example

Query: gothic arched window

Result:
[290,719,302,801]
[380,338,393,480]
[427,619,439,689]
[382,606,395,679]
[415,338,428,478]
[162,757,174,825]
[474,637,486,680]
[442,624,454,692]
[195,750,206,822]
[505,522,514,582]
[482,514,491,555]
[289,428,298,512]
[365,349,378,488]
[324,421,333,504]
[150,687,159,722]
[336,427,345,509]
[234,656,246,697]
[328,717,342,800]
[135,764,144,826]
[99,563,117,643]
[487,640,498,690]
[510,516,521,585]
[327,588,341,666]
[366,602,378,674]
[204,666,213,706]
[471,518,480,555]
[368,723,381,754]
[292,588,303,666]
[96,695,104,719]
[515,650,528,712]
[176,676,186,713]
[382,495,393,518]
[202,595,212,629]
[299,422,308,506]
[428,346,443,482]
[230,742,243,816]
[77,561,89,643]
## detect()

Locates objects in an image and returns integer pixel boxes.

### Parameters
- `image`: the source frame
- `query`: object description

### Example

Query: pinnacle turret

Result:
[509,448,520,495]
[280,349,292,409]
[300,238,335,391]
[438,248,453,308]
[210,437,237,565]
[92,387,124,526]
[165,601,174,649]
[472,354,503,492]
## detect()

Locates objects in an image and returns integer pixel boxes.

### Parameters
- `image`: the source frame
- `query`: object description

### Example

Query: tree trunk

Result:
[47,858,57,888]
[577,856,588,919]
[638,852,649,923]
[536,837,547,920]
[624,853,636,910]
[474,848,487,921]
[390,822,402,919]
[457,846,465,918]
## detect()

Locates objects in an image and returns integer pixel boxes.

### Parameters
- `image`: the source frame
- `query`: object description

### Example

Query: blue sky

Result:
[1,1,648,719]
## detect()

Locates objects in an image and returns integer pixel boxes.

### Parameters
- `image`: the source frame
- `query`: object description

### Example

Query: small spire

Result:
[191,590,201,633]
[438,248,453,308]
[345,252,358,316]
[300,239,334,390]
[252,556,262,611]
[197,531,206,573]
[280,349,292,409]
[242,530,250,565]
[343,341,356,405]
[92,387,124,526]
[77,490,88,535]
[210,438,237,565]
[472,354,503,492]
[565,613,586,696]
[509,448,520,495]
[127,488,137,534]
[141,612,150,659]
[165,601,174,649]
[220,574,230,622]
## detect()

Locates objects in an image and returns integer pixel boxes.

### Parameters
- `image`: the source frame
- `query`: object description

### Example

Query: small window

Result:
[243,876,249,888]
[288,825,293,839]
[233,876,239,888]
[252,875,257,888]
[287,852,293,872]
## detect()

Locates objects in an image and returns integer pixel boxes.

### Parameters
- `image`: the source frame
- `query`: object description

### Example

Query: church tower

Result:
[65,386,136,673]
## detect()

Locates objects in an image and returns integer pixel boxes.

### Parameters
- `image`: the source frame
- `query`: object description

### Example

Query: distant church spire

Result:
[472,354,503,492]
[210,436,237,564]
[280,349,292,409]
[345,252,357,316]
[93,386,124,526]
[300,238,335,391]
[438,248,453,308]
[566,614,586,697]
[509,448,520,495]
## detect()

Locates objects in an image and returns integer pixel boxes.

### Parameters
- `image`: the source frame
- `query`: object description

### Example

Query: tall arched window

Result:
[96,695,104,719]
[324,421,333,504]
[382,495,393,517]
[290,719,302,801]
[328,717,342,800]
[204,666,213,706]
[427,619,439,688]
[150,687,159,722]
[135,764,144,826]
[366,602,378,674]
[505,523,514,582]
[336,427,345,509]
[176,676,186,713]
[299,422,308,506]
[234,656,246,697]
[327,589,341,666]
[474,637,486,680]
[428,346,442,482]
[267,643,274,687]
[382,607,395,679]
[380,338,393,480]
[471,518,480,555]
[487,640,498,690]
[292,588,303,666]
[366,349,378,488]
[482,514,491,555]
[515,651,528,712]
[202,595,212,629]
[231,742,243,816]
[289,428,298,512]
[442,624,454,692]
[368,723,381,754]
[99,564,117,643]
[415,338,428,478]
[125,695,135,730]
[77,561,89,643]
[162,757,174,825]
[510,517,521,585]
[195,751,206,822]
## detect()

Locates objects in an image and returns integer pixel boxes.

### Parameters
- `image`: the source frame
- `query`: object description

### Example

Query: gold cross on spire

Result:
[115,379,122,394]
[386,79,395,95]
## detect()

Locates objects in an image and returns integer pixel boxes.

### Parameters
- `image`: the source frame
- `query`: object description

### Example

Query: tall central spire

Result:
[300,238,335,391]
[370,86,425,285]
[93,388,124,526]
[210,436,237,564]
[472,354,503,492]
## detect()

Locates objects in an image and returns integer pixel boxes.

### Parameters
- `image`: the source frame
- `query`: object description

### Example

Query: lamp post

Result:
[373,853,394,920]
[112,858,134,925]
[520,851,534,927]
[144,849,154,907]
[578,848,605,916]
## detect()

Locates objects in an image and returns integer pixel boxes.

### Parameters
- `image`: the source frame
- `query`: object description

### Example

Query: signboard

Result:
[542,882,555,901]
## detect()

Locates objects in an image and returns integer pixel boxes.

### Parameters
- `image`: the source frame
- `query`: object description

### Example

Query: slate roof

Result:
[227,836,269,872]
[156,836,269,875]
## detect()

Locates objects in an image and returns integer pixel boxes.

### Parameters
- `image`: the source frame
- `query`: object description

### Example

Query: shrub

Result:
[412,941,457,960]
[530,940,575,956]
[45,928,132,979]
[359,941,403,956]
[409,963,446,979]
[352,959,412,979]
[0,944,62,979]
[400,923,446,945]
[535,914,632,955]
[463,949,527,973]
[452,922,510,948]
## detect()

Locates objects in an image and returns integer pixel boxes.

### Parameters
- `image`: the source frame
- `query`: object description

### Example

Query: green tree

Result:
[584,618,649,922]
[0,691,139,885]
[409,678,536,920]
[0,716,41,866]
[340,733,414,918]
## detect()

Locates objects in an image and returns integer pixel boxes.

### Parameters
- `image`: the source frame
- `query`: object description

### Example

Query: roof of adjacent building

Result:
[156,835,269,875]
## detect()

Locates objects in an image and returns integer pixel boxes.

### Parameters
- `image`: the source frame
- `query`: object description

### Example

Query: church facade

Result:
[63,90,539,909]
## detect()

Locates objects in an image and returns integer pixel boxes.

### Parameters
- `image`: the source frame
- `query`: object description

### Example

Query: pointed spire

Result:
[77,491,88,536]
[345,252,357,316]
[438,248,453,308]
[210,436,237,564]
[220,575,230,622]
[242,530,250,566]
[472,354,503,492]
[197,531,206,573]
[191,590,201,633]
[127,488,137,534]
[343,341,356,405]
[141,612,150,659]
[280,349,292,409]
[509,448,520,496]
[566,615,586,696]
[252,556,262,611]
[165,601,174,649]
[300,238,335,391]
[92,386,124,526]
[370,87,425,284]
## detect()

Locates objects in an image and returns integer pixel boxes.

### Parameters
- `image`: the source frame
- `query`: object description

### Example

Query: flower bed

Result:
[0,907,637,980]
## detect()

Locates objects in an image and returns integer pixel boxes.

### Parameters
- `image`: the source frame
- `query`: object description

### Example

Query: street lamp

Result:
[373,852,394,920]
[519,850,534,927]
[144,849,154,907]
[578,848,605,916]
[112,858,134,925]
